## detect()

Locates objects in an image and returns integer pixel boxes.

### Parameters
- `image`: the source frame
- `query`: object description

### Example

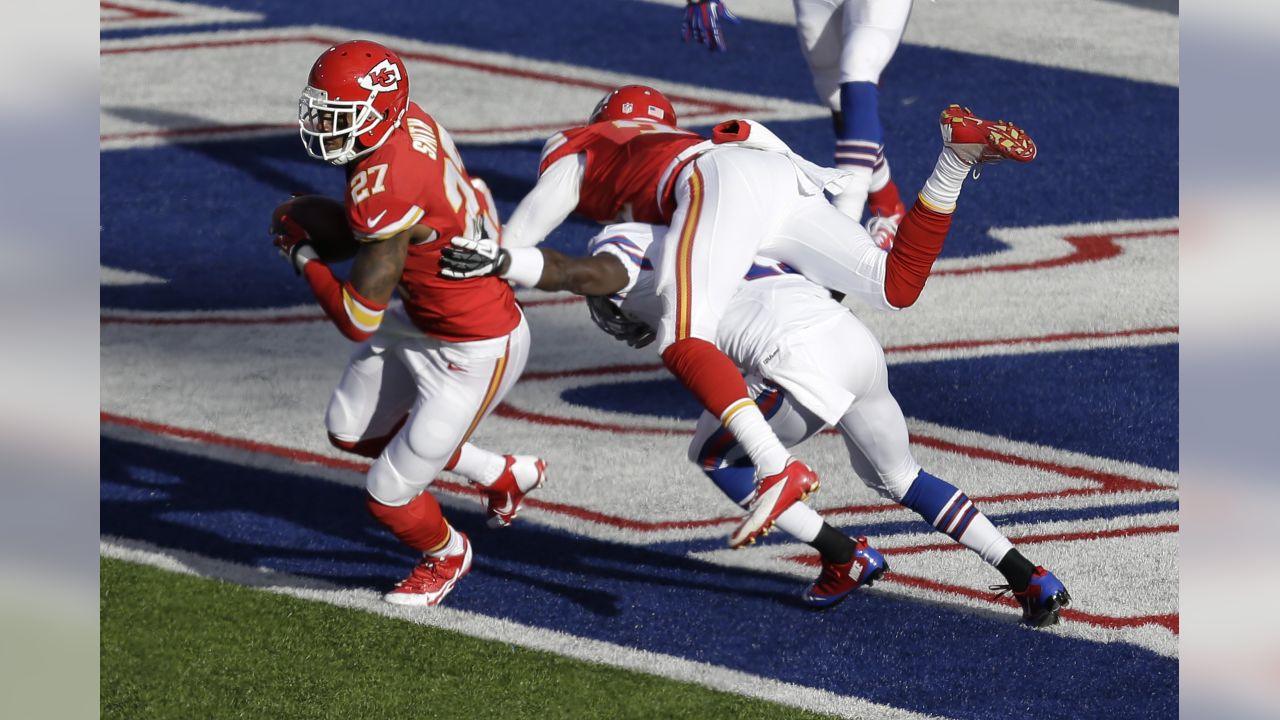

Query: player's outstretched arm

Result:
[441,238,628,296]
[533,249,629,295]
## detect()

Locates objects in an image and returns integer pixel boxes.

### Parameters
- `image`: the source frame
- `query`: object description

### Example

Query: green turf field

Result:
[101,558,832,719]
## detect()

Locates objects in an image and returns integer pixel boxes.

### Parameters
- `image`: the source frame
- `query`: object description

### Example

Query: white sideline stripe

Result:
[101,537,951,720]
[101,0,262,30]
[101,265,168,286]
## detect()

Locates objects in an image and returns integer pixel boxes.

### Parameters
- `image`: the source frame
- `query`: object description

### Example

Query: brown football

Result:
[270,194,359,263]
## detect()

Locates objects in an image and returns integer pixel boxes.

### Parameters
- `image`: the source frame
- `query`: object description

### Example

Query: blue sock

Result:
[900,470,981,542]
[838,81,881,143]
[705,463,757,507]
[835,81,882,170]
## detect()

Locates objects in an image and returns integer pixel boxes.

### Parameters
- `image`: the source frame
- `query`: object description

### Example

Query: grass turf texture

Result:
[101,558,833,719]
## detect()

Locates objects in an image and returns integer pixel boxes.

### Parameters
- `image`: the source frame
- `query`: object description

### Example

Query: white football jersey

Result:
[587,223,857,422]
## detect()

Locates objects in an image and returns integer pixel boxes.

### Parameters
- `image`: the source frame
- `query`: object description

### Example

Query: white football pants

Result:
[794,0,914,111]
[655,146,893,352]
[688,305,921,501]
[326,305,531,506]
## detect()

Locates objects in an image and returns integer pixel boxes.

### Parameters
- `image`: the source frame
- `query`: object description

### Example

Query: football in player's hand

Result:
[270,194,359,263]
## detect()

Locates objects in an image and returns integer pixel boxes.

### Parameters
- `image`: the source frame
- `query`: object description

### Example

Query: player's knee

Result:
[328,414,407,459]
[328,432,375,459]
[402,416,457,468]
[365,459,417,507]
[874,464,921,502]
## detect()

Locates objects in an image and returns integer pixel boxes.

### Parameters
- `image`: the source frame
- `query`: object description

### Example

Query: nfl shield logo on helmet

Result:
[621,102,634,114]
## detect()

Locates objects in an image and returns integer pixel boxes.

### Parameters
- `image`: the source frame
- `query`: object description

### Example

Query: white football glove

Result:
[440,236,506,279]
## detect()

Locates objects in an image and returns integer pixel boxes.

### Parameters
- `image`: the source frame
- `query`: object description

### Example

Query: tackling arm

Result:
[531,249,630,295]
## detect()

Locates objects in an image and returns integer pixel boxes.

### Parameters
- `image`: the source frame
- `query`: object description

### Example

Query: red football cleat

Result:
[481,455,546,528]
[940,104,1037,165]
[729,459,820,549]
[383,532,473,607]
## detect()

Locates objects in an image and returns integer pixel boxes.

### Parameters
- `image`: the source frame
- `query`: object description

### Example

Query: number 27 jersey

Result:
[344,102,520,342]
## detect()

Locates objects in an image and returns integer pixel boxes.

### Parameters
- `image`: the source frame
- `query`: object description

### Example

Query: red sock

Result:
[884,203,953,308]
[868,180,903,217]
[366,492,450,553]
[328,415,408,459]
[661,338,750,418]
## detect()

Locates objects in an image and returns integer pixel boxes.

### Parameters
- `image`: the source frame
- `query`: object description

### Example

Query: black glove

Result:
[586,295,655,349]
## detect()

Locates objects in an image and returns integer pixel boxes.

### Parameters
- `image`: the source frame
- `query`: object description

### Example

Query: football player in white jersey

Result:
[682,0,914,247]
[460,221,1068,625]
[442,112,1069,624]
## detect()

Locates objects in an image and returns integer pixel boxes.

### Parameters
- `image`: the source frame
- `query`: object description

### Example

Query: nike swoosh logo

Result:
[367,210,388,227]
[493,497,515,514]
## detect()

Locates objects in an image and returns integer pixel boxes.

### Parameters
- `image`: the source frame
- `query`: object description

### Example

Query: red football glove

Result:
[271,212,319,274]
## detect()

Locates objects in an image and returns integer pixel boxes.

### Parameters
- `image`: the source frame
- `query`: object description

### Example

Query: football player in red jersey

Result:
[442,86,1034,549]
[273,40,546,607]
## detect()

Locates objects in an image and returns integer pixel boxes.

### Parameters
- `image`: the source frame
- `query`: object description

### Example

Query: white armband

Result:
[501,247,546,288]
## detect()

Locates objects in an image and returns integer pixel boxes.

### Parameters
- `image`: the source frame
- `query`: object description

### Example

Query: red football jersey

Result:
[539,120,705,225]
[345,103,520,342]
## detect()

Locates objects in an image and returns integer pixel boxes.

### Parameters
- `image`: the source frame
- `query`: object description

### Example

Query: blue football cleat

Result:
[992,566,1071,627]
[801,537,888,608]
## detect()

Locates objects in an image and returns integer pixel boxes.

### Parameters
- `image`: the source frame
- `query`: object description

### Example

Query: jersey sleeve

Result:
[587,223,655,298]
[538,132,569,172]
[501,153,584,248]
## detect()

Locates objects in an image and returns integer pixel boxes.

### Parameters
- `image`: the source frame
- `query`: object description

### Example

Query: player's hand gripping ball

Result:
[270,194,360,271]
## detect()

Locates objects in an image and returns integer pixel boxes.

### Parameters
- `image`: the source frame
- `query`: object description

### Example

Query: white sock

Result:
[961,516,1016,567]
[918,149,969,213]
[451,443,506,487]
[428,524,464,558]
[773,502,824,543]
[832,165,872,222]
[722,401,790,477]
[870,154,891,193]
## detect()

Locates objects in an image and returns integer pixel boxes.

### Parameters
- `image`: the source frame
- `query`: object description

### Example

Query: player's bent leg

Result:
[364,325,532,606]
[365,448,473,607]
[364,488,473,607]
[326,335,417,456]
[831,80,879,221]
[328,414,407,459]
[895,468,1073,626]
[792,0,845,112]
[438,316,546,528]
[761,197,896,311]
